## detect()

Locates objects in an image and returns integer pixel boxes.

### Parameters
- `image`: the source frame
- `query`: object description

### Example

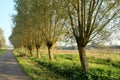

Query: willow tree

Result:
[11,0,44,57]
[33,29,43,58]
[38,0,67,61]
[10,0,35,56]
[0,28,6,48]
[9,27,24,48]
[65,0,120,72]
[28,0,44,58]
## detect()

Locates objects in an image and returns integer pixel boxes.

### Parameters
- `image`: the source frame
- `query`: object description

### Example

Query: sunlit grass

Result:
[89,63,119,71]
[89,49,120,61]
[14,51,65,80]
[0,49,6,56]
[13,49,120,80]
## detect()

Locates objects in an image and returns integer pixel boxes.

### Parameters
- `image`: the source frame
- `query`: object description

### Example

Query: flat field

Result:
[13,49,120,80]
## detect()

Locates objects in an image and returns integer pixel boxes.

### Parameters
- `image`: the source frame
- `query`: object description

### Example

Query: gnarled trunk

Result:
[27,45,33,57]
[77,45,89,72]
[47,41,54,61]
[36,48,41,58]
[29,48,32,56]
[48,47,54,61]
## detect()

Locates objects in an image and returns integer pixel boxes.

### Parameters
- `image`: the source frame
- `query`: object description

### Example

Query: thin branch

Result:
[90,9,120,41]
[90,0,103,35]
[96,2,117,27]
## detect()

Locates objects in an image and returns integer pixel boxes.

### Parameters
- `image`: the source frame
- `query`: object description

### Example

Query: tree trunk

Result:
[36,48,41,58]
[77,45,89,72]
[48,47,54,61]
[29,49,33,57]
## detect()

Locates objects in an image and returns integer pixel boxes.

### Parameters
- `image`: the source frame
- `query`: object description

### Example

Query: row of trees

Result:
[10,0,120,72]
[0,28,6,48]
[10,0,67,60]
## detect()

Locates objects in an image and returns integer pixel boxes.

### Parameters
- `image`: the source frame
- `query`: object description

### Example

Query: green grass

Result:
[13,49,120,80]
[0,49,6,56]
[13,51,65,80]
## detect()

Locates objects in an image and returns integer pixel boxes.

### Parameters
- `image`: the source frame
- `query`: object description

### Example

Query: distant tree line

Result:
[55,44,120,50]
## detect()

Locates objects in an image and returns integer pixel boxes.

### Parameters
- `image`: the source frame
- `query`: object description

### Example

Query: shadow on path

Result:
[0,50,31,80]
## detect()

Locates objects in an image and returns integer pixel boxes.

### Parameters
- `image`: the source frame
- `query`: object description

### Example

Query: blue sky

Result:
[0,0,16,45]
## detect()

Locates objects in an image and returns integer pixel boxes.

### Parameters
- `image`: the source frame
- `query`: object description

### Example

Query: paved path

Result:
[0,50,31,80]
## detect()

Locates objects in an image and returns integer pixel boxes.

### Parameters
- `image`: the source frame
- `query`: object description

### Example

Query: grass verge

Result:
[0,49,6,56]
[13,51,65,80]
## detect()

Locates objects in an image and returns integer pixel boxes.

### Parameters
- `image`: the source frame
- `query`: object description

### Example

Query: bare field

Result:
[50,49,120,61]
[40,49,120,61]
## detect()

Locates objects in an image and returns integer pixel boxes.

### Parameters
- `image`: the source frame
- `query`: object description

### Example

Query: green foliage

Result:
[111,61,120,69]
[35,54,120,80]
[86,69,120,80]
[88,57,120,68]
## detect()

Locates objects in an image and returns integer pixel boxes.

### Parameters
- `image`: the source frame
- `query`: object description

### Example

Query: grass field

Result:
[13,49,120,80]
[0,49,6,56]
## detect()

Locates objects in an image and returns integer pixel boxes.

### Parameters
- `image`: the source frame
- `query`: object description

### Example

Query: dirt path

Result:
[0,50,31,80]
